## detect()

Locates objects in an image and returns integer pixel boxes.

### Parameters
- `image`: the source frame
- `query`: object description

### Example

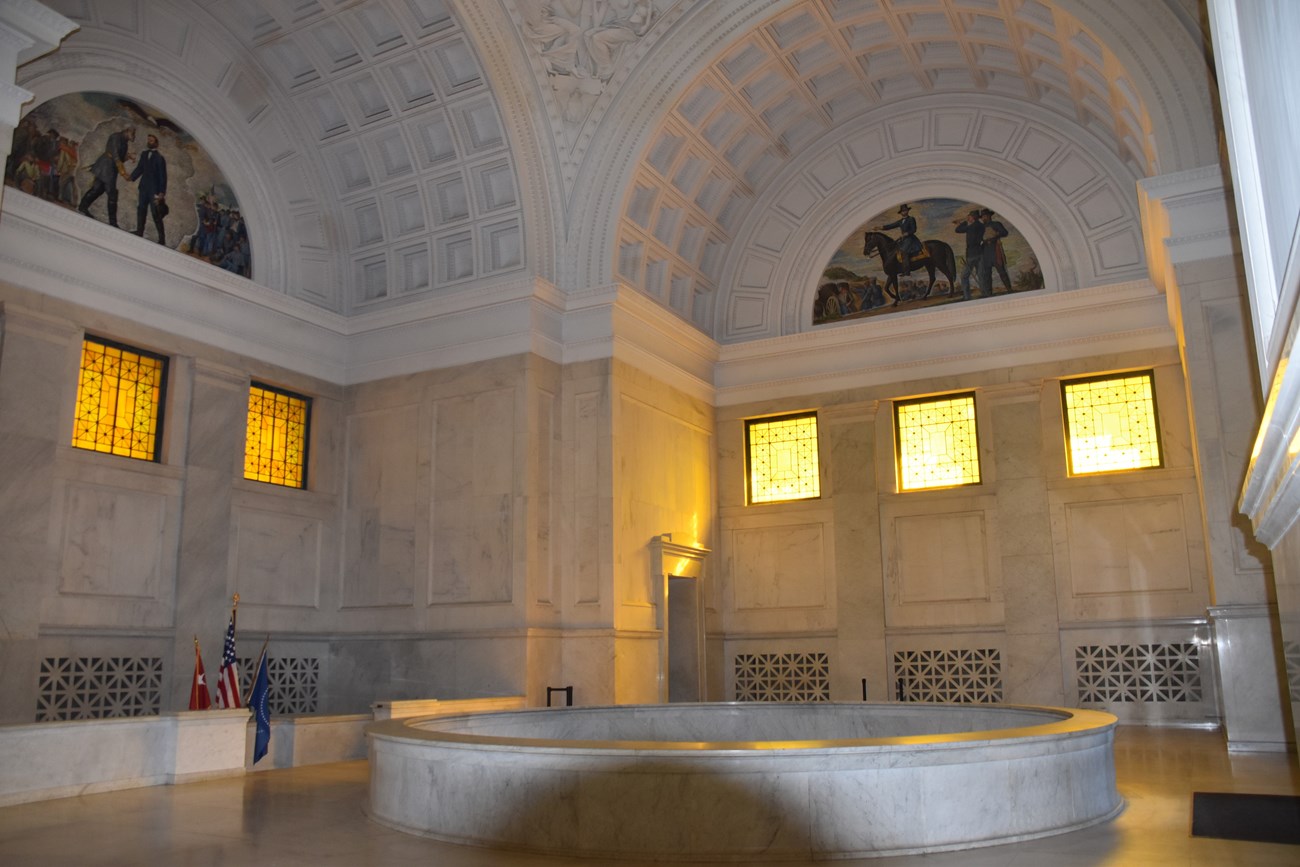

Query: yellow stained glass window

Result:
[746,413,820,504]
[895,393,981,491]
[1062,371,1162,475]
[245,383,311,488]
[72,337,167,462]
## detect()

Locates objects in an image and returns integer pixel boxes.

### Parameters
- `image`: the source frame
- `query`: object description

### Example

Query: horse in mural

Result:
[862,231,957,305]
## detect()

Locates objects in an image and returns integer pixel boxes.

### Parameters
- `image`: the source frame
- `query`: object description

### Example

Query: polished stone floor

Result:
[1,726,1297,866]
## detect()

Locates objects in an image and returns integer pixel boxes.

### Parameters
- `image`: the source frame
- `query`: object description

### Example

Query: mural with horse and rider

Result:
[813,198,1043,324]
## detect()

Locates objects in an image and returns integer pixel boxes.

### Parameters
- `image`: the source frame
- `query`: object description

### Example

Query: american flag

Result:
[214,610,242,709]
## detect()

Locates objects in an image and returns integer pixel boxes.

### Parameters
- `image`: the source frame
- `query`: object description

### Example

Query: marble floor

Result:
[1,726,1297,866]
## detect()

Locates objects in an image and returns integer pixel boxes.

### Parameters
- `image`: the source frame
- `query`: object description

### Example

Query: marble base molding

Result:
[367,702,1121,861]
[1208,604,1295,751]
[0,709,249,806]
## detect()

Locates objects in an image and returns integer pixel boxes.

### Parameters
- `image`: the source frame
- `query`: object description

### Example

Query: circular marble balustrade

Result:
[366,702,1121,861]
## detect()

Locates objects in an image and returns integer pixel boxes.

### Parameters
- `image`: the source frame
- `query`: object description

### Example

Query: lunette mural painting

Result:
[5,92,252,278]
[815,198,1042,324]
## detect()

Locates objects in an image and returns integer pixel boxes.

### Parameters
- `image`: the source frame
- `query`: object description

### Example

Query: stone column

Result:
[1139,167,1292,750]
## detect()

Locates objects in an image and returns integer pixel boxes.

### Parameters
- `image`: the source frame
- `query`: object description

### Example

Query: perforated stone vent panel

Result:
[1075,643,1202,704]
[893,648,1003,703]
[37,656,164,722]
[734,651,830,702]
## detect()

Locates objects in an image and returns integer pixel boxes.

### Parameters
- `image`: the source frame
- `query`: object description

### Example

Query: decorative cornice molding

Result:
[714,282,1174,405]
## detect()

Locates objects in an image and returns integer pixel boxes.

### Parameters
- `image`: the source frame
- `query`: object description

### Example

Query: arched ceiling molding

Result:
[447,1,560,286]
[568,0,799,294]
[714,97,1148,343]
[1052,0,1220,172]
[23,0,539,318]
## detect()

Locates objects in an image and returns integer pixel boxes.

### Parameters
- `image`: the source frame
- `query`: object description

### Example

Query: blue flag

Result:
[248,647,271,764]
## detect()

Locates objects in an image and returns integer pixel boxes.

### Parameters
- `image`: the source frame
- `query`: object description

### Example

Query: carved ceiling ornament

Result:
[516,0,664,125]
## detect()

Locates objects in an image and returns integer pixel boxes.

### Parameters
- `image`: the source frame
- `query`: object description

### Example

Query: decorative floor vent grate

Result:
[37,656,163,721]
[1075,643,1202,703]
[893,648,1003,703]
[734,652,830,702]
[237,656,320,715]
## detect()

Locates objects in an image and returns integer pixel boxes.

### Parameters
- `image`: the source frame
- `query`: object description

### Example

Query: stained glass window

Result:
[72,337,167,462]
[746,413,820,504]
[895,393,981,491]
[1062,371,1162,475]
[245,383,311,488]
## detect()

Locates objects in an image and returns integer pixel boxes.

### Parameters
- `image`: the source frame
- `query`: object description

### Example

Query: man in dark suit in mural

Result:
[130,133,168,245]
[78,125,136,228]
[954,208,985,300]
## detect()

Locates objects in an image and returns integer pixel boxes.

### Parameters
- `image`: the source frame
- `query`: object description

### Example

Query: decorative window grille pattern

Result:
[893,648,1002,702]
[1061,371,1162,475]
[237,656,319,714]
[245,383,311,488]
[894,392,981,491]
[1075,643,1201,703]
[745,413,820,504]
[36,656,163,721]
[734,652,830,701]
[72,336,168,462]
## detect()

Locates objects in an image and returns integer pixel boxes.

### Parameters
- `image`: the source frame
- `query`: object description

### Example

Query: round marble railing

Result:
[366,702,1121,861]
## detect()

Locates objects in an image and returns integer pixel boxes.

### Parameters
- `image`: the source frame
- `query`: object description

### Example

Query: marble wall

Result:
[0,287,721,721]
[716,348,1220,723]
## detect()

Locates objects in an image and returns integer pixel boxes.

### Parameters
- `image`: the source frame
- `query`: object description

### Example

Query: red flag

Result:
[215,603,242,709]
[188,637,212,710]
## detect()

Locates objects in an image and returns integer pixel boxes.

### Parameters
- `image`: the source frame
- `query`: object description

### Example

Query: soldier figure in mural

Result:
[954,208,986,300]
[978,208,1013,295]
[874,204,923,276]
[77,125,136,228]
[862,204,957,304]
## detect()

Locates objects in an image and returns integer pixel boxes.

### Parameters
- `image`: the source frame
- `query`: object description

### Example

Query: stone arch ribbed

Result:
[577,0,1215,321]
[453,1,560,285]
[567,0,802,291]
[1054,0,1221,172]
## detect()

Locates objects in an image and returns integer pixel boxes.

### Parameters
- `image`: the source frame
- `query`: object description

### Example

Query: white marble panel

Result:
[58,482,166,599]
[1065,496,1191,595]
[732,523,827,610]
[231,507,321,608]
[429,389,514,604]
[895,512,988,604]
[880,494,1003,629]
[1049,475,1209,622]
[342,404,420,608]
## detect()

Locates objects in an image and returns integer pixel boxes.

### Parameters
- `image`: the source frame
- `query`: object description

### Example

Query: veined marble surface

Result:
[367,702,1120,861]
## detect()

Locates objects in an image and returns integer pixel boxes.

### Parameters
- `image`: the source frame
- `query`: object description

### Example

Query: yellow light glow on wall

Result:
[1062,371,1162,475]
[746,413,820,504]
[895,393,981,491]
[245,383,311,488]
[71,337,167,462]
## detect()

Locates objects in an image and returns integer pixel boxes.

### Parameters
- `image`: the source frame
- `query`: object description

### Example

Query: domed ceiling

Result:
[16,0,1217,344]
